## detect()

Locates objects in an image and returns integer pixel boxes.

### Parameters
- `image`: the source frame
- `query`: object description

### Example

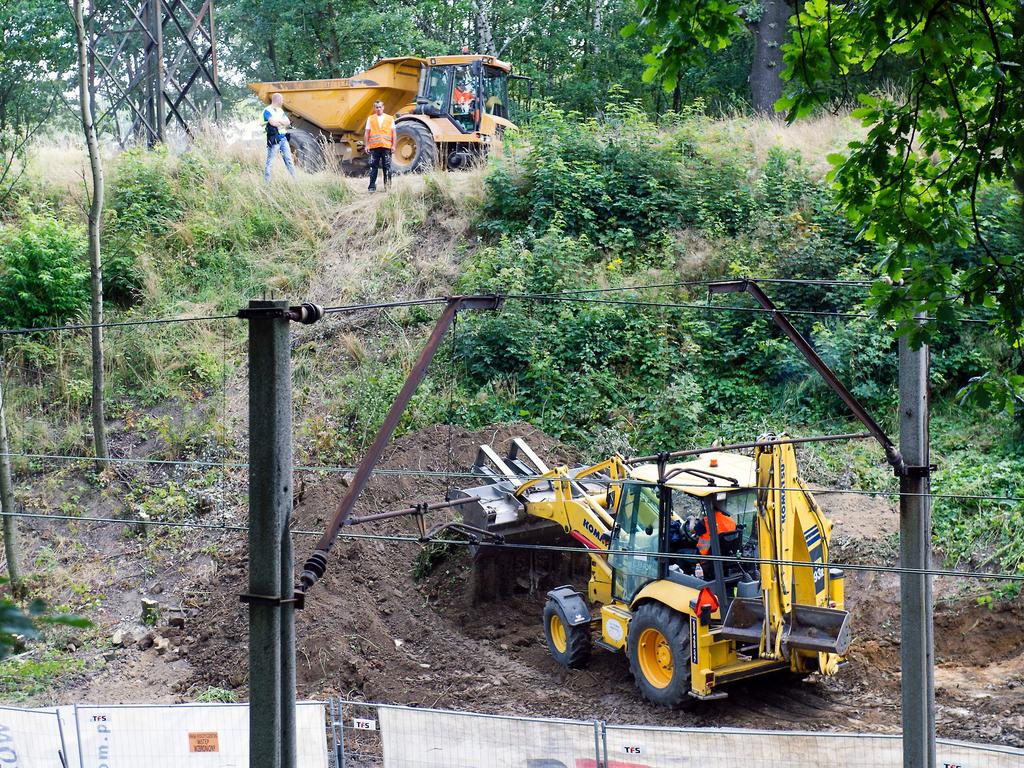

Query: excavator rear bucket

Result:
[787,604,851,655]
[719,597,767,645]
[719,598,851,656]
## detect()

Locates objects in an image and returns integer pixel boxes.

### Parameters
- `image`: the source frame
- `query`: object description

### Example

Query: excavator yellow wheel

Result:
[626,602,692,707]
[549,613,568,654]
[542,599,591,669]
[636,627,674,688]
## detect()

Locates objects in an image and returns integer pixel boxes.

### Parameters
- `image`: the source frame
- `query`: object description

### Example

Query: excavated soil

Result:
[26,423,1024,746]
[179,424,1024,745]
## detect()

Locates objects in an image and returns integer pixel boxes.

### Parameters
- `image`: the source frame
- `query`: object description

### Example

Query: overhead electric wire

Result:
[0,298,451,338]
[505,292,993,325]
[0,280,993,338]
[320,297,450,314]
[515,277,875,298]
[4,509,1021,582]
[0,312,238,337]
[4,450,1024,503]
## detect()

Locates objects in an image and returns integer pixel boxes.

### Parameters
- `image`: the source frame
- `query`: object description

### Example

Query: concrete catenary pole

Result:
[898,320,935,768]
[246,299,297,768]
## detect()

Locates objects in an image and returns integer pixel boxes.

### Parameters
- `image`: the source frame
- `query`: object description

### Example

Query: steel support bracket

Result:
[707,279,907,475]
[903,464,936,478]
[237,303,325,324]
[447,294,504,312]
[239,592,301,607]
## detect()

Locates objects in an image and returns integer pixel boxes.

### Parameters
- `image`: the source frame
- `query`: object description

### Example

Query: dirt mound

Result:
[184,422,578,703]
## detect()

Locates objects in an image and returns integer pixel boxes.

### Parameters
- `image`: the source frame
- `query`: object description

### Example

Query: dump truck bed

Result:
[249,58,424,134]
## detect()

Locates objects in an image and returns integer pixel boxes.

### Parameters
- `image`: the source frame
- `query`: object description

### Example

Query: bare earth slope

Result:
[46,424,1021,745]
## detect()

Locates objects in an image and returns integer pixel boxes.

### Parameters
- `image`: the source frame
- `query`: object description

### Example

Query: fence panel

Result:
[72,701,328,768]
[373,703,600,768]
[334,700,1024,768]
[0,705,66,768]
[603,724,1022,768]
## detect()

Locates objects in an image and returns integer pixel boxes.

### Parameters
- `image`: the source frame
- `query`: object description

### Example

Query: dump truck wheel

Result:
[288,130,326,172]
[392,121,437,173]
[627,602,691,707]
[543,600,591,669]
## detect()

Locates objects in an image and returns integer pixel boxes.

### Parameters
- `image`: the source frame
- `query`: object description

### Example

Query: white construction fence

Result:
[0,701,329,768]
[3,698,1020,767]
[331,700,1024,768]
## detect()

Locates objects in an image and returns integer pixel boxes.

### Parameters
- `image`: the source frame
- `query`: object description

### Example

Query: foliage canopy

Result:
[631,0,1024,410]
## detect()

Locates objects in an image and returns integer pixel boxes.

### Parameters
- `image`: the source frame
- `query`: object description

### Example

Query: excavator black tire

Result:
[542,599,591,669]
[626,602,692,707]
[288,130,327,172]
[392,120,438,174]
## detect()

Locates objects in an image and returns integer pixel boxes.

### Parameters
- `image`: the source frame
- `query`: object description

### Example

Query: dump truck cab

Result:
[395,54,518,171]
[250,54,524,175]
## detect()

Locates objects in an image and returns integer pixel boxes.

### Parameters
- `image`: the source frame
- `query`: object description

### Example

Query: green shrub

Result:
[109,148,184,237]
[104,148,186,303]
[480,103,688,250]
[933,453,1024,574]
[0,212,89,329]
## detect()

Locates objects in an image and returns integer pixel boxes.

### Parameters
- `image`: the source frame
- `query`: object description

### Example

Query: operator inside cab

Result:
[693,505,738,558]
[671,503,740,578]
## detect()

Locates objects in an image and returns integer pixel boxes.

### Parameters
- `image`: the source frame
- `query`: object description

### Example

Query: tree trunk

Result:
[473,0,497,55]
[324,1,342,77]
[74,0,109,469]
[749,0,790,114]
[0,360,21,597]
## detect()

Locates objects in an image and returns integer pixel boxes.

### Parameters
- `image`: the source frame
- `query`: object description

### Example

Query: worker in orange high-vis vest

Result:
[693,505,738,557]
[364,100,397,192]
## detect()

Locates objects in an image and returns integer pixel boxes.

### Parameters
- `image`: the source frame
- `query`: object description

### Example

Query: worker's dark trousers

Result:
[368,148,392,190]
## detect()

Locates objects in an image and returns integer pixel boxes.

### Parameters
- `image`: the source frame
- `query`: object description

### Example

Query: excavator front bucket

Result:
[719,598,851,655]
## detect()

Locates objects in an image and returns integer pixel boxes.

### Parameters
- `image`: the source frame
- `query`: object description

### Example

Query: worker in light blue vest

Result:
[263,93,296,182]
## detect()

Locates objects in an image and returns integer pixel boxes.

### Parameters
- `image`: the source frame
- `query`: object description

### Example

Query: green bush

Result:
[933,453,1024,575]
[104,148,187,303]
[0,212,90,329]
[480,102,687,251]
[109,148,184,237]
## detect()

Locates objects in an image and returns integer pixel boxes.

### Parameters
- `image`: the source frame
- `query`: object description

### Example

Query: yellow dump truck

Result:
[250,55,523,174]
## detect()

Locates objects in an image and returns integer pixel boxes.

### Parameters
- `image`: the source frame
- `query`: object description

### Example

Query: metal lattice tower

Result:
[88,0,222,146]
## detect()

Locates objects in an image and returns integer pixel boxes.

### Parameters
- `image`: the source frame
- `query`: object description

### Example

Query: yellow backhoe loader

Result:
[250,55,525,174]
[455,435,850,705]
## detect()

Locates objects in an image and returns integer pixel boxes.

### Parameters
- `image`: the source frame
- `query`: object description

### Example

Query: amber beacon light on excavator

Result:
[454,435,850,705]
